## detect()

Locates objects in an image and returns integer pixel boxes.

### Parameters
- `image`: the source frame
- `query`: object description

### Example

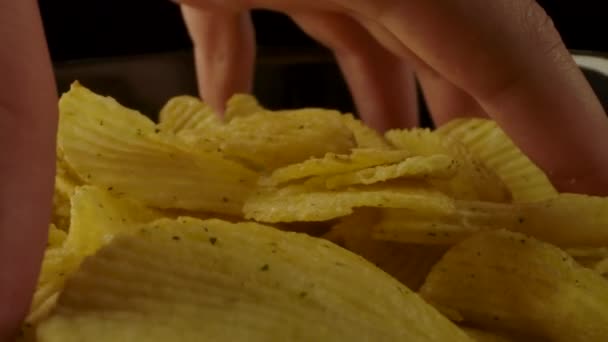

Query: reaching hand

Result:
[2,0,608,339]
[178,0,608,195]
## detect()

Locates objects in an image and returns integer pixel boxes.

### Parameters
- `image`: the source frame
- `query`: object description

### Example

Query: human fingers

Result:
[239,0,608,194]
[417,70,488,127]
[180,4,255,114]
[340,0,608,194]
[290,11,418,131]
[0,0,57,339]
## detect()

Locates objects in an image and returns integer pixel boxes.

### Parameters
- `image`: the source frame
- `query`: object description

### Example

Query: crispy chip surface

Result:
[220,109,356,170]
[245,181,455,222]
[263,149,410,186]
[224,93,266,121]
[340,114,391,149]
[37,217,472,342]
[436,118,557,202]
[325,209,446,290]
[386,129,511,202]
[324,154,457,189]
[59,83,258,215]
[158,95,219,134]
[374,194,608,247]
[420,230,608,341]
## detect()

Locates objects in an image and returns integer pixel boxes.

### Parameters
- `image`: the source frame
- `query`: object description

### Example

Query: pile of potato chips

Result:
[21,82,608,341]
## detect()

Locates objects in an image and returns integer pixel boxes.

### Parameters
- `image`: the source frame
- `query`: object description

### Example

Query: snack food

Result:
[23,82,608,341]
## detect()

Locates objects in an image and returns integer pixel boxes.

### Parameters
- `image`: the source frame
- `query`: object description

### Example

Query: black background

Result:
[40,0,607,62]
[40,1,608,122]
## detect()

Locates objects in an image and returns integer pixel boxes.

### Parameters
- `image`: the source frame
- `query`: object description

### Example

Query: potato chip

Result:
[219,108,356,170]
[372,208,478,245]
[461,327,524,342]
[59,83,259,215]
[263,148,411,186]
[374,194,608,247]
[420,230,608,341]
[324,154,458,189]
[64,186,162,255]
[566,247,608,269]
[157,95,219,134]
[325,209,446,290]
[436,118,557,202]
[386,128,511,202]
[385,128,445,156]
[341,114,391,149]
[47,224,67,249]
[30,186,162,324]
[244,180,455,223]
[594,258,608,277]
[37,217,472,342]
[52,148,81,231]
[224,93,266,121]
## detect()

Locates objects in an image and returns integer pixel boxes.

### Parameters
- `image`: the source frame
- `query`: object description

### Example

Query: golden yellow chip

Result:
[325,209,446,290]
[386,128,511,202]
[30,186,162,324]
[157,95,220,134]
[245,180,455,223]
[52,147,81,231]
[224,93,266,121]
[566,247,608,269]
[64,186,162,254]
[374,193,608,247]
[420,230,608,341]
[47,224,67,249]
[219,108,356,170]
[37,217,472,342]
[324,154,458,189]
[263,148,411,186]
[372,208,478,245]
[594,258,608,278]
[436,118,557,202]
[59,82,259,215]
[461,327,523,342]
[340,114,391,149]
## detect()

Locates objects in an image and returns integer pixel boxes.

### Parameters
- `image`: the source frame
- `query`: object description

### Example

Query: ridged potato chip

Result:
[157,95,219,134]
[244,180,455,223]
[325,209,446,290]
[374,193,608,247]
[461,327,526,342]
[340,114,391,149]
[566,247,608,269]
[52,148,81,231]
[324,154,458,189]
[59,83,258,215]
[420,230,608,341]
[372,208,478,245]
[30,186,162,324]
[386,129,511,202]
[224,93,266,121]
[47,225,67,249]
[436,118,557,202]
[263,149,411,186]
[219,109,356,170]
[37,217,472,342]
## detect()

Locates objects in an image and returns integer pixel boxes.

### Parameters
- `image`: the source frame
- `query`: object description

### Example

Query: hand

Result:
[2,0,608,339]
[178,0,608,195]
[0,0,57,339]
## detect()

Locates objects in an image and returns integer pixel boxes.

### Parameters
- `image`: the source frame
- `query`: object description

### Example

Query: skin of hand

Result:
[1,0,608,339]
[178,0,608,195]
[0,0,58,340]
